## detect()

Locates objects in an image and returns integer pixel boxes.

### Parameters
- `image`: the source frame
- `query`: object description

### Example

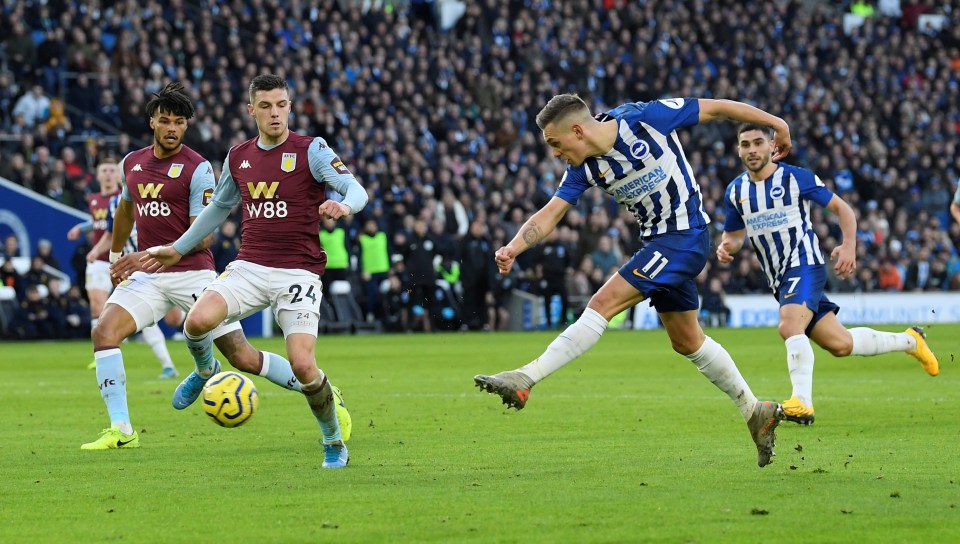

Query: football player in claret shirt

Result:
[66,157,121,340]
[143,75,367,468]
[718,124,939,425]
[82,82,345,451]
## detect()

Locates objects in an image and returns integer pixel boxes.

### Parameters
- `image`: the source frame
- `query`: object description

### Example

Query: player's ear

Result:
[247,103,254,117]
[149,117,155,130]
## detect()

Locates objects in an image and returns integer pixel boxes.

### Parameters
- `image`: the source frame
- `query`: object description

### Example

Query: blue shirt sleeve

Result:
[307,137,368,214]
[723,183,745,231]
[553,167,590,206]
[188,161,216,216]
[119,153,132,201]
[637,98,701,134]
[211,151,242,208]
[795,168,834,207]
[171,154,236,255]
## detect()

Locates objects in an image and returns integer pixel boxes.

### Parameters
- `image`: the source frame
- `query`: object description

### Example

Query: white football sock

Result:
[141,325,175,369]
[849,328,915,356]
[258,351,301,391]
[518,308,608,383]
[785,334,815,406]
[686,336,758,421]
[95,348,133,434]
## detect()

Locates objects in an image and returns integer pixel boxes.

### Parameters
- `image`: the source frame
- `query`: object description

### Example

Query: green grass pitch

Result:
[1,325,958,543]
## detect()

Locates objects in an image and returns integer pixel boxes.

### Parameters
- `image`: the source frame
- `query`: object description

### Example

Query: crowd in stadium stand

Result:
[1,0,959,336]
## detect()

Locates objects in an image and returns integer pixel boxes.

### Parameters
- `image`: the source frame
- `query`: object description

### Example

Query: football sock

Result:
[686,336,757,421]
[141,325,175,369]
[849,327,915,356]
[184,329,216,378]
[518,307,608,383]
[302,374,342,444]
[258,351,301,392]
[94,348,132,434]
[785,334,815,406]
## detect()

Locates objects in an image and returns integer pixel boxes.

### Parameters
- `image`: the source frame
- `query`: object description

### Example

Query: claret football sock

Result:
[302,374,342,444]
[687,336,758,421]
[258,351,302,391]
[785,334,815,406]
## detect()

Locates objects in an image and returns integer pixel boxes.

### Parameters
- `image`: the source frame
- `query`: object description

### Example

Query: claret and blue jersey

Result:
[554,98,711,239]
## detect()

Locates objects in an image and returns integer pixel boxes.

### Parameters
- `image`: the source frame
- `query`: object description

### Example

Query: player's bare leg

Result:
[779,303,816,425]
[661,310,784,467]
[172,290,228,409]
[475,274,637,409]
[287,331,347,468]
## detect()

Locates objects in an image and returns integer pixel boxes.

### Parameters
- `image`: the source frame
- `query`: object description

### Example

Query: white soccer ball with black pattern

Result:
[202,372,259,428]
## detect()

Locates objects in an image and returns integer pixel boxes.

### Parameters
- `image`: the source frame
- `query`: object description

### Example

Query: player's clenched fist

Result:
[319,200,351,220]
[494,246,516,275]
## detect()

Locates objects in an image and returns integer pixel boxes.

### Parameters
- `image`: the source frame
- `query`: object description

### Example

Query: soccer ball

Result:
[202,372,259,428]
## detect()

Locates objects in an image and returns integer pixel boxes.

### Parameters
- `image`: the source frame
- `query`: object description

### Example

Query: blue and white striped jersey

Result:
[106,194,138,254]
[723,163,834,292]
[554,98,710,238]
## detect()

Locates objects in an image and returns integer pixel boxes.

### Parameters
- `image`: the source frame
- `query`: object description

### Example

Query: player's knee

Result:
[91,321,121,349]
[669,335,699,356]
[183,314,211,337]
[827,340,852,358]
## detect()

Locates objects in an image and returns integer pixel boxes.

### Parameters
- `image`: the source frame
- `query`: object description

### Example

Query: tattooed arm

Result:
[494,197,572,275]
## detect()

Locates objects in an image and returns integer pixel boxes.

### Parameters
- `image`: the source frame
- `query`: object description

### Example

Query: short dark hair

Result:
[97,154,118,166]
[248,74,288,103]
[536,94,590,130]
[737,123,774,139]
[145,81,195,119]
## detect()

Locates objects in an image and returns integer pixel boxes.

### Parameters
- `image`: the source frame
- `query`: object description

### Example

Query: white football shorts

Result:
[85,260,113,294]
[107,269,242,338]
[205,260,322,338]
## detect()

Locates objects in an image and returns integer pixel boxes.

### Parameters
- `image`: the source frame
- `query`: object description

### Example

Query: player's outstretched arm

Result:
[826,195,857,279]
[495,197,571,275]
[698,99,791,160]
[717,230,746,264]
[67,220,93,241]
[951,200,960,226]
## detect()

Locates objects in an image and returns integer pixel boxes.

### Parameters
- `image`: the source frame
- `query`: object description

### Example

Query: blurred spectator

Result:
[700,277,731,328]
[12,284,54,340]
[2,234,20,260]
[533,228,572,328]
[211,220,241,273]
[399,218,438,332]
[54,283,92,339]
[380,273,410,333]
[24,256,52,290]
[319,217,350,295]
[12,85,50,129]
[35,239,61,271]
[877,259,903,291]
[358,218,391,320]
[459,219,497,330]
[1,258,25,298]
